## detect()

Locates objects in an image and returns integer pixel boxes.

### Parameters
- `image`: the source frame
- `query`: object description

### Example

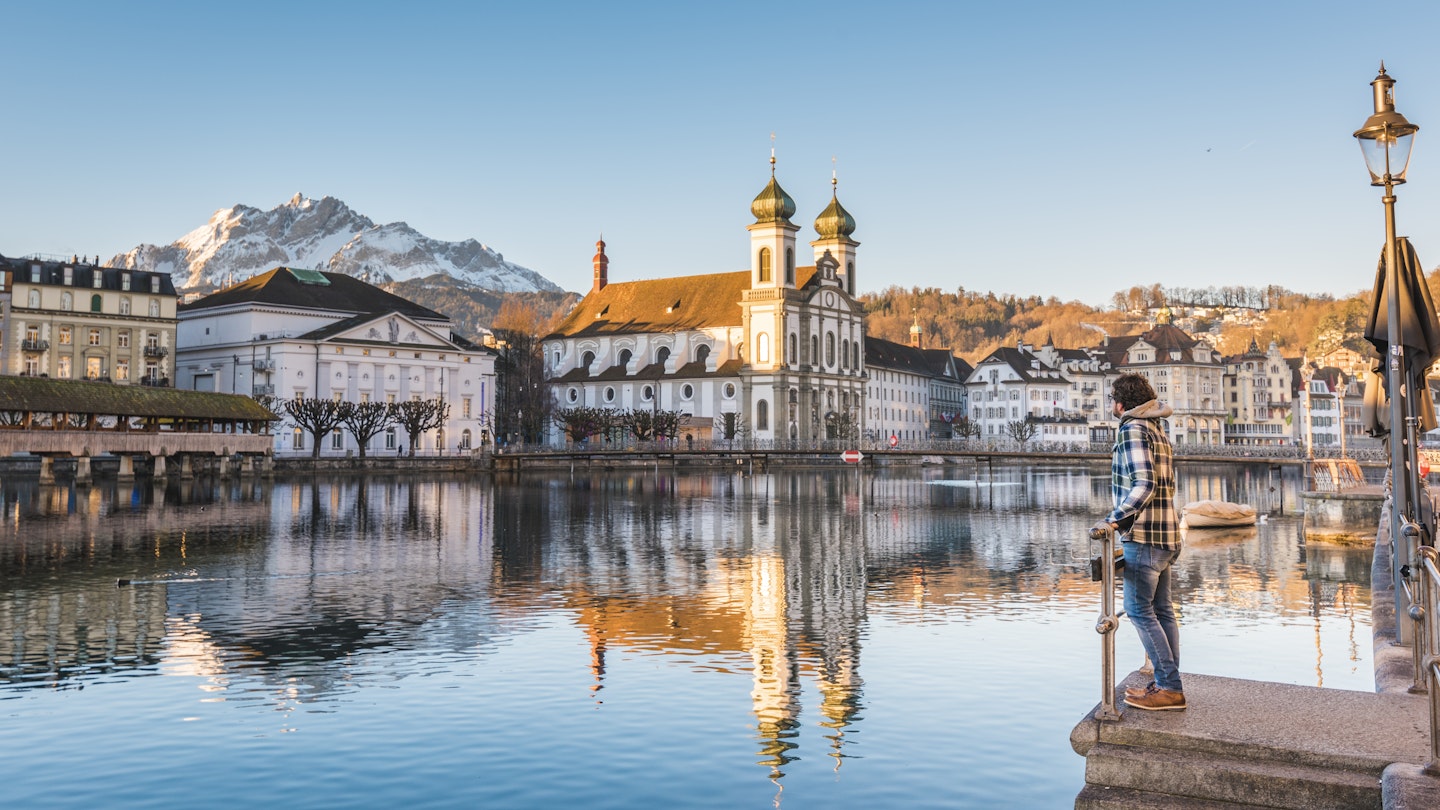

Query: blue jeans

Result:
[1122,540,1182,693]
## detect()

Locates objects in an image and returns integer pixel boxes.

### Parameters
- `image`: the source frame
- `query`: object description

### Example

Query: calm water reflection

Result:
[0,462,1370,809]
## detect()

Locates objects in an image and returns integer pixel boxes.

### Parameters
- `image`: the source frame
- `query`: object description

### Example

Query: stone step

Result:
[1084,741,1381,809]
[1072,673,1430,775]
[1076,783,1264,810]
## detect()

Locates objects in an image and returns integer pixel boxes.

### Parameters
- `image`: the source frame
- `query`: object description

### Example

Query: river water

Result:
[0,462,1372,809]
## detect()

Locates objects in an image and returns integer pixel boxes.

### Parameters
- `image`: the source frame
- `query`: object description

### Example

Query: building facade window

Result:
[90,294,102,312]
[757,399,769,431]
[758,248,772,283]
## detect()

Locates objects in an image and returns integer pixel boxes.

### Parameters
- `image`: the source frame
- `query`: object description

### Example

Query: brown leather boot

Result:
[1124,688,1186,711]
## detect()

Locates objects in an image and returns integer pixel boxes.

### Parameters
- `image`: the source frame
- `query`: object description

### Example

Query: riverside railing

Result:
[1089,524,1123,721]
[1409,542,1440,772]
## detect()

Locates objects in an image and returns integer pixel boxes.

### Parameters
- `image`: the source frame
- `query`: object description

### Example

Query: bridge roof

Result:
[0,377,277,420]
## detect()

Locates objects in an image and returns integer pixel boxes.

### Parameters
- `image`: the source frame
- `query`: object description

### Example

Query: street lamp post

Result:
[1354,62,1420,644]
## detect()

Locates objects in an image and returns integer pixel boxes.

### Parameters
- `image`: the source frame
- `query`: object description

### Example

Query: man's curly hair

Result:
[1112,372,1157,411]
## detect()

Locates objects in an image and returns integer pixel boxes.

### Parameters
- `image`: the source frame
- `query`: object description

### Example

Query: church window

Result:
[825,332,835,367]
[757,399,769,431]
[723,383,736,398]
[811,335,818,364]
[681,384,694,400]
[758,248,772,283]
[852,343,859,369]
[841,339,849,369]
[581,350,595,371]
[785,248,795,284]
[604,387,616,403]
[655,346,670,367]
[694,345,710,365]
[618,349,632,368]
[757,333,770,363]
[567,387,579,403]
[642,385,654,402]
[789,333,797,365]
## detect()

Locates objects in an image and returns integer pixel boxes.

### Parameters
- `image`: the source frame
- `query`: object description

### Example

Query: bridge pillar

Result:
[74,456,91,486]
[37,456,54,485]
[177,454,194,479]
[152,454,167,480]
[115,455,135,480]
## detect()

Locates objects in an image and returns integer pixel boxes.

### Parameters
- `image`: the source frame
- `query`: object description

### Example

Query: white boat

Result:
[1182,500,1258,528]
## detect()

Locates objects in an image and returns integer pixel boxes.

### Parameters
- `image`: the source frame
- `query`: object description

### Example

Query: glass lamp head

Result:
[1354,65,1419,185]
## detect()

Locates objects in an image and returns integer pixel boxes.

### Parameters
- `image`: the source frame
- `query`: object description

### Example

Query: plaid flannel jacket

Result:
[1106,413,1179,549]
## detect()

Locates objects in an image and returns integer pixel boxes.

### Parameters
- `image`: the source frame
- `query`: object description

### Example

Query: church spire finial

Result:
[770,132,776,176]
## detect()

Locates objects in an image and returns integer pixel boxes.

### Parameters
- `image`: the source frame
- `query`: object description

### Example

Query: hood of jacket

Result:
[1121,399,1173,421]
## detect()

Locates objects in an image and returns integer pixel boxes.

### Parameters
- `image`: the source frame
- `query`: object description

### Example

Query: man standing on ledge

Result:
[1097,372,1185,711]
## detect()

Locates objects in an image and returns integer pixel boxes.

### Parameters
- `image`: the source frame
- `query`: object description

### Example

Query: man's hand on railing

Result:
[1090,521,1115,541]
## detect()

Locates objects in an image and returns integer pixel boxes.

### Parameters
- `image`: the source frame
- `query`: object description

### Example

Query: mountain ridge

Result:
[109,193,563,296]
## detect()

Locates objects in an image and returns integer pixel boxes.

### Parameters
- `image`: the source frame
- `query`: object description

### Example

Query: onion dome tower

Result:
[811,167,860,295]
[591,237,608,294]
[748,150,799,289]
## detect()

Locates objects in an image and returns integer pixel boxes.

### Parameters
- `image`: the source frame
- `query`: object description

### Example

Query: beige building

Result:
[1223,337,1293,446]
[0,255,177,385]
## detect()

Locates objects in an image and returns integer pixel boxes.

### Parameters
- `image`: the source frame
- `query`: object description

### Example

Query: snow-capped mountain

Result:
[109,193,562,294]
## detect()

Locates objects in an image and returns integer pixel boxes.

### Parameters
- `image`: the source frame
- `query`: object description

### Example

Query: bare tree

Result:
[393,398,450,453]
[283,397,345,458]
[1004,419,1038,449]
[493,299,556,446]
[338,401,395,458]
[553,406,611,444]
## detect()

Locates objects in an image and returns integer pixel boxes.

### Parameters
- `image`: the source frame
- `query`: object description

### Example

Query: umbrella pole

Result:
[1385,185,1417,646]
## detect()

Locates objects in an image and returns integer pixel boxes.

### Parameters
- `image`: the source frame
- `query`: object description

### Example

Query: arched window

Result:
[581,350,595,370]
[758,248,772,283]
[618,349,632,368]
[756,333,770,363]
[825,332,835,367]
[852,343,859,369]
[811,335,818,364]
[841,339,849,368]
[757,399,769,431]
[90,294,102,312]
[655,346,671,367]
[788,333,797,365]
[460,429,472,450]
[785,248,795,284]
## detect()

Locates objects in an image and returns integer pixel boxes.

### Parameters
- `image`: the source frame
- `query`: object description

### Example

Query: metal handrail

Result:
[1414,545,1440,773]
[1091,525,1122,721]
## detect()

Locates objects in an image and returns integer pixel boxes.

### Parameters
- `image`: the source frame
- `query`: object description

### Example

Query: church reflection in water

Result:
[0,462,1371,784]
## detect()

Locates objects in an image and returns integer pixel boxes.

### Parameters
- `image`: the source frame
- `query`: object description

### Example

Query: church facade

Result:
[543,163,868,444]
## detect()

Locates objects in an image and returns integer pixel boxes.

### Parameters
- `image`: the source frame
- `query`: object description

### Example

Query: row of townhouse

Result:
[0,254,498,457]
[964,316,1386,451]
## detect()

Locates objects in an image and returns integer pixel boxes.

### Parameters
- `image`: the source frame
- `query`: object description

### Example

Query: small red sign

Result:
[888,434,899,448]
[841,450,864,464]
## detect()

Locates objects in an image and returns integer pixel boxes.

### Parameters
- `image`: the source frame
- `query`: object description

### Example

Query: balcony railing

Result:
[143,345,169,358]
[252,384,275,396]
[253,359,276,372]
[139,376,170,388]
[21,339,48,352]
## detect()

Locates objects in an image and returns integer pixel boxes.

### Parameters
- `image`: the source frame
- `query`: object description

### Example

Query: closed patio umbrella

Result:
[1363,235,1440,552]
[1364,236,1440,435]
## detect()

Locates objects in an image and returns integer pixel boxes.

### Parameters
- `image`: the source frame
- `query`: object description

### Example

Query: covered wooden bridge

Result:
[0,376,278,482]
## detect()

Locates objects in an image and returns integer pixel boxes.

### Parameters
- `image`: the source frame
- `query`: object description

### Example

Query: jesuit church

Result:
[543,159,868,443]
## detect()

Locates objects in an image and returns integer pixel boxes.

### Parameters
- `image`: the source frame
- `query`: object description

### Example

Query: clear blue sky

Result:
[6,1,1440,306]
